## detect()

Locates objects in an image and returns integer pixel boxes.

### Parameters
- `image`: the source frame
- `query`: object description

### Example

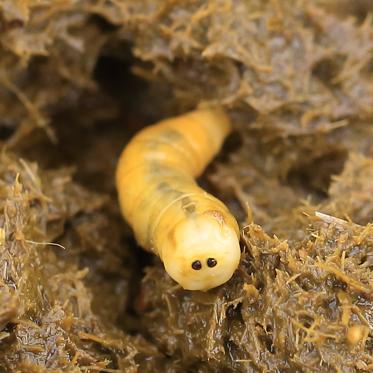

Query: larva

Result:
[116,108,240,291]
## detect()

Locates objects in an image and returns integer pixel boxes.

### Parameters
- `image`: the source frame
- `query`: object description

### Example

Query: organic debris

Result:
[0,0,372,371]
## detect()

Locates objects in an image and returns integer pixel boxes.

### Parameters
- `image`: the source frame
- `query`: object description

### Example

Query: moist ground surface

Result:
[0,1,372,372]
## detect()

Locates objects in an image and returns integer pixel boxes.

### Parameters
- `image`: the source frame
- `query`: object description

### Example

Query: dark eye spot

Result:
[191,260,202,270]
[207,258,217,268]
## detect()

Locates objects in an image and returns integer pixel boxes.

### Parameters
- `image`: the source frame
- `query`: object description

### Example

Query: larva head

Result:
[161,213,241,291]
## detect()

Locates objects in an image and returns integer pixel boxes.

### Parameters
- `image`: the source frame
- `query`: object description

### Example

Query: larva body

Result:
[116,109,240,291]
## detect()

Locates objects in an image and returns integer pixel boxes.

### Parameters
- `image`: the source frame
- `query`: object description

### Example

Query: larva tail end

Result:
[194,107,232,137]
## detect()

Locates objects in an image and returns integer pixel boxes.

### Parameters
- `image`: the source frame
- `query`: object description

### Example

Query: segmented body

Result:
[116,109,240,290]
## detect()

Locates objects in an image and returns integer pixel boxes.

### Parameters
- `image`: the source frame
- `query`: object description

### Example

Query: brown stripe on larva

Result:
[181,196,196,214]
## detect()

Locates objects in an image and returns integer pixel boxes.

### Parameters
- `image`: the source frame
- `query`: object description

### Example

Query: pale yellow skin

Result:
[116,109,240,291]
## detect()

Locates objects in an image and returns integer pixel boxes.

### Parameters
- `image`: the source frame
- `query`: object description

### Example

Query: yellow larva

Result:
[116,108,240,291]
